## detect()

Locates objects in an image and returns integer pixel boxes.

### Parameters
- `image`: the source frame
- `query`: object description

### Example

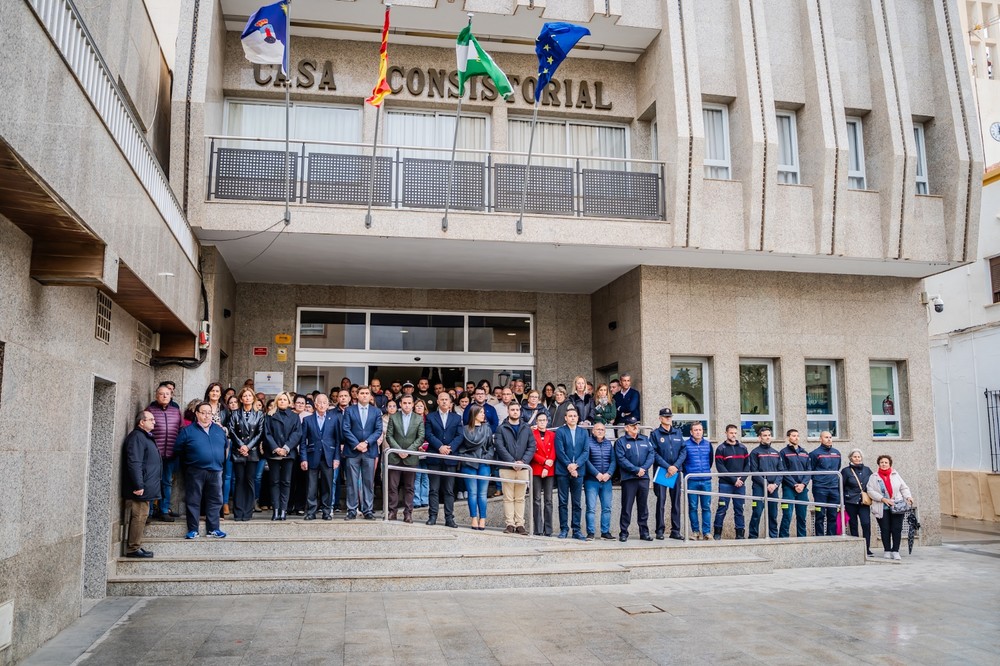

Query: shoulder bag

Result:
[851,468,872,506]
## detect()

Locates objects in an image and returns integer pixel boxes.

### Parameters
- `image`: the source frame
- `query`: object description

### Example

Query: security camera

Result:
[930,295,944,313]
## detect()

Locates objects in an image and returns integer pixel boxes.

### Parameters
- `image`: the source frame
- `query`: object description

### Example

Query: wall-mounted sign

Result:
[276,347,288,362]
[275,334,292,345]
[252,346,268,357]
[254,371,284,395]
[253,62,613,110]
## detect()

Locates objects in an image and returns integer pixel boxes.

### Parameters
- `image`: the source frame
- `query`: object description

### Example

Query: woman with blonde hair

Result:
[841,448,874,557]
[263,391,301,520]
[592,383,616,425]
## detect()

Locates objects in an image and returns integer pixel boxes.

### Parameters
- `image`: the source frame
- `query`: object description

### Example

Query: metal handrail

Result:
[680,470,847,542]
[380,448,533,533]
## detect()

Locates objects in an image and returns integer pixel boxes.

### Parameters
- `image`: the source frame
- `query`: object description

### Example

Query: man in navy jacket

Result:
[651,408,687,540]
[748,426,783,539]
[809,430,842,536]
[615,417,654,541]
[299,394,340,520]
[425,392,462,527]
[341,386,384,520]
[174,402,228,539]
[713,424,750,540]
[555,407,590,540]
[613,373,641,425]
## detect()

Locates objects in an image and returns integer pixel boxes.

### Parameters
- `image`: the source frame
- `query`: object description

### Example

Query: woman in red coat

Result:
[531,412,557,536]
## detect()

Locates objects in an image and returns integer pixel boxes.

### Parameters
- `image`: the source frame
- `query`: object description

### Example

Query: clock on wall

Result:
[991,122,1000,142]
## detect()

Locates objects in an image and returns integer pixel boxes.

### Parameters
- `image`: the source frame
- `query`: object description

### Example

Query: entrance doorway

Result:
[83,377,116,601]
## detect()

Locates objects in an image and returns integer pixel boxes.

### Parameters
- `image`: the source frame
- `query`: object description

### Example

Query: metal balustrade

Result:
[26,0,197,265]
[205,135,667,221]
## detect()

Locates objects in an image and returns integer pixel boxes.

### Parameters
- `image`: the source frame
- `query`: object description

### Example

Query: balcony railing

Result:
[204,136,666,221]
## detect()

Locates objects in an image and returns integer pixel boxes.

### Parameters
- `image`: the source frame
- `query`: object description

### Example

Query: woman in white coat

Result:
[866,455,914,560]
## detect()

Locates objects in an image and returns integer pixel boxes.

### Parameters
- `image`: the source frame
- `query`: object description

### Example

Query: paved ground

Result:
[25,516,1000,665]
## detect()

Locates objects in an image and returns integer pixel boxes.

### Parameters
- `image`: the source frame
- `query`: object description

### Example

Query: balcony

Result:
[204,136,666,222]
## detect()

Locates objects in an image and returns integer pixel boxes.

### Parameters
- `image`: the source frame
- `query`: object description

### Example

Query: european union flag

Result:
[534,22,590,103]
[241,2,290,75]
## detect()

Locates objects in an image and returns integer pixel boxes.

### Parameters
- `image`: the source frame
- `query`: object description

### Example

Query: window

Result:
[468,316,532,354]
[739,359,776,438]
[508,118,627,169]
[298,310,366,349]
[870,362,902,438]
[806,361,840,438]
[95,291,112,344]
[671,358,711,437]
[990,256,1000,304]
[776,111,800,184]
[846,116,866,190]
[135,322,153,366]
[703,104,731,179]
[370,313,464,352]
[913,122,929,194]
[384,110,488,161]
[225,100,362,151]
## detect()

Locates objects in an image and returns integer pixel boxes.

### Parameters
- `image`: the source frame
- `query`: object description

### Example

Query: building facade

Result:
[0,0,982,662]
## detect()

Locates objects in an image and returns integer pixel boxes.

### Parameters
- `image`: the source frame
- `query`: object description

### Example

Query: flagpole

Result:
[365,103,382,228]
[516,99,540,235]
[443,13,473,232]
[282,1,291,227]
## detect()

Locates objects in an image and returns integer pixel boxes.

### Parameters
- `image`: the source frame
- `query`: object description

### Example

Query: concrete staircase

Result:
[107,516,865,596]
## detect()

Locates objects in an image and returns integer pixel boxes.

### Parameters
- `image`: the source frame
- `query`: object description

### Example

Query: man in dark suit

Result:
[385,394,425,522]
[425,392,462,527]
[341,386,384,519]
[555,407,590,540]
[299,394,340,520]
[613,373,641,426]
[122,410,161,557]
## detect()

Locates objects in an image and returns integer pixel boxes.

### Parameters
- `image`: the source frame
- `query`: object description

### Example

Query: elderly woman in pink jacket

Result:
[866,454,914,561]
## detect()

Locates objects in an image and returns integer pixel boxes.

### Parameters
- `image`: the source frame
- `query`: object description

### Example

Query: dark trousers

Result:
[533,475,554,536]
[388,468,416,518]
[654,479,682,537]
[748,485,780,538]
[428,468,455,521]
[269,458,295,513]
[231,460,257,521]
[344,455,376,515]
[619,477,650,538]
[845,502,872,552]
[289,463,309,511]
[185,467,222,533]
[813,486,840,536]
[556,474,584,534]
[713,482,746,531]
[877,511,904,552]
[780,485,809,537]
[306,463,334,517]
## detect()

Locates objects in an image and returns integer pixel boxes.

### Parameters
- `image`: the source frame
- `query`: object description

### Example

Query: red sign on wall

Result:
[252,347,269,357]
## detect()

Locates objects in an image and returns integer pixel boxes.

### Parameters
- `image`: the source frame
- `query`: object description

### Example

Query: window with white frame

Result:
[913,122,929,194]
[805,361,840,438]
[739,359,776,439]
[870,361,902,438]
[846,116,866,190]
[508,117,627,170]
[225,100,362,151]
[671,357,711,437]
[384,110,489,161]
[776,111,800,184]
[703,104,731,179]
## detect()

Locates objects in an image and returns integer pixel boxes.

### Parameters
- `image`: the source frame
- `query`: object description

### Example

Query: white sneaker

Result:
[883,552,892,559]
[892,552,901,560]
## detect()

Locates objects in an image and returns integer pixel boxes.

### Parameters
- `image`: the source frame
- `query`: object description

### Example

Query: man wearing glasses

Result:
[122,411,162,557]
[174,401,229,539]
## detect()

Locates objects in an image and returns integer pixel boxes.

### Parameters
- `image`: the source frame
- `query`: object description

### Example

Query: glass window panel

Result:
[370,313,464,351]
[870,366,897,417]
[468,316,532,353]
[298,311,366,349]
[913,123,929,194]
[806,420,838,439]
[739,363,770,416]
[295,365,366,395]
[846,117,866,189]
[466,368,534,393]
[294,104,362,154]
[384,111,487,161]
[703,106,731,179]
[776,112,799,184]
[672,361,706,415]
[806,364,834,415]
[873,420,901,438]
[741,419,775,439]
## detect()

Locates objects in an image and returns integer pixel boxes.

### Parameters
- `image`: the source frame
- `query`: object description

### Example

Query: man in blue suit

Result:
[555,406,590,540]
[425,392,462,527]
[613,373,641,426]
[299,394,340,521]
[341,386,384,520]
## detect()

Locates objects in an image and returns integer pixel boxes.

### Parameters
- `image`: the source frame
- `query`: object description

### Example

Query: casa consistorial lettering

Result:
[252,60,613,110]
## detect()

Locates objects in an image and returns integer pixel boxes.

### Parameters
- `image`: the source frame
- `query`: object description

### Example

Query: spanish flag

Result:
[366,6,392,107]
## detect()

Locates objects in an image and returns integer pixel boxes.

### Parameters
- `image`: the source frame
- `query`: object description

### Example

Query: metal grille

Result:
[494,163,574,214]
[215,148,298,201]
[582,169,661,219]
[402,158,484,210]
[306,153,391,206]
[95,292,112,344]
[135,322,153,366]
[987,389,1000,473]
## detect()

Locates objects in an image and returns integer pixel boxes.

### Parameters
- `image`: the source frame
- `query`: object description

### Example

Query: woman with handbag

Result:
[866,454,914,560]
[226,387,264,521]
[841,449,874,557]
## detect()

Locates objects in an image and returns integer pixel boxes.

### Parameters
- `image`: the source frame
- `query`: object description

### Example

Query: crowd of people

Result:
[121,373,915,561]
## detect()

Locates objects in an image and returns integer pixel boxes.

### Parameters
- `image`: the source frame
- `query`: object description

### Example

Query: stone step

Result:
[137,534,464,556]
[107,556,771,596]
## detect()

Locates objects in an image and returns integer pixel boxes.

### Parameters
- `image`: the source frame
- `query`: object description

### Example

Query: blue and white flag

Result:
[535,22,590,103]
[241,2,290,75]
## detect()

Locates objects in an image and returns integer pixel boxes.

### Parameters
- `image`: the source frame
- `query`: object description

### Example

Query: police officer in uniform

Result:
[651,407,687,540]
[614,416,654,542]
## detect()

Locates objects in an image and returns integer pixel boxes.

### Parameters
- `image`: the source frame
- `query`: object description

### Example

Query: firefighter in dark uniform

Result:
[614,416,654,542]
[651,407,687,540]
[748,426,784,539]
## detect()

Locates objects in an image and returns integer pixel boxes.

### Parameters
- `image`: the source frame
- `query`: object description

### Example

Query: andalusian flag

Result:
[455,25,513,99]
[366,6,392,107]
